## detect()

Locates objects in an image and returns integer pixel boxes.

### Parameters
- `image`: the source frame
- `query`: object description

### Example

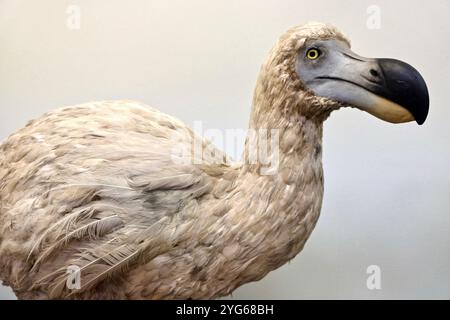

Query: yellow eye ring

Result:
[306,48,320,60]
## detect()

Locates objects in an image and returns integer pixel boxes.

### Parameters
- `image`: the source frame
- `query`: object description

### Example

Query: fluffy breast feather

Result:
[0,100,235,298]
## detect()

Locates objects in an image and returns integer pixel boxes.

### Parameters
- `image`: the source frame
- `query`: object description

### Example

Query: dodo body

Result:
[0,22,428,299]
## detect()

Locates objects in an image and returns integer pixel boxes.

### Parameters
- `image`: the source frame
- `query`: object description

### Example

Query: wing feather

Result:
[0,101,232,297]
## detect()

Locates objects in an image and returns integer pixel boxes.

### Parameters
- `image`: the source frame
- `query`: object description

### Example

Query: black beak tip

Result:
[411,71,429,125]
[378,58,429,125]
[415,88,429,125]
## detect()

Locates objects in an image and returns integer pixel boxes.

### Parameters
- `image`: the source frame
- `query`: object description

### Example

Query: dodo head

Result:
[256,22,429,125]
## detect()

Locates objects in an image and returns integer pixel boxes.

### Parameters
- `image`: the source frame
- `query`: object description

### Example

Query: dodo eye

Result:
[306,48,321,60]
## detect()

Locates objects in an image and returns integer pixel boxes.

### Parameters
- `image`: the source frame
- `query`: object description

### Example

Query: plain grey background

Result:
[0,0,449,299]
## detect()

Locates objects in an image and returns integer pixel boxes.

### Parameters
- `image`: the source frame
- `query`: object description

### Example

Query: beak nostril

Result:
[370,69,379,77]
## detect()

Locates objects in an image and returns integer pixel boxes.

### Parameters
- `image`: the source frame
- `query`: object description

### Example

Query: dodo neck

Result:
[236,82,326,248]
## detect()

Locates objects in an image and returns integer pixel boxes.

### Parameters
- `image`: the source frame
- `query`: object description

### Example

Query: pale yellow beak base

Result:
[362,94,415,124]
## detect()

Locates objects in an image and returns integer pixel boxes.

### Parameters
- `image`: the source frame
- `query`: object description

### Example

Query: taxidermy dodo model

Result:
[0,22,429,299]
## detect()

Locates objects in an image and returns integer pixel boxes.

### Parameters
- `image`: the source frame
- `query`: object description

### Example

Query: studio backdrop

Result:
[0,0,449,299]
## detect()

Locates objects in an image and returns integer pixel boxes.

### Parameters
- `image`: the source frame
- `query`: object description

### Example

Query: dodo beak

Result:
[304,42,429,124]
